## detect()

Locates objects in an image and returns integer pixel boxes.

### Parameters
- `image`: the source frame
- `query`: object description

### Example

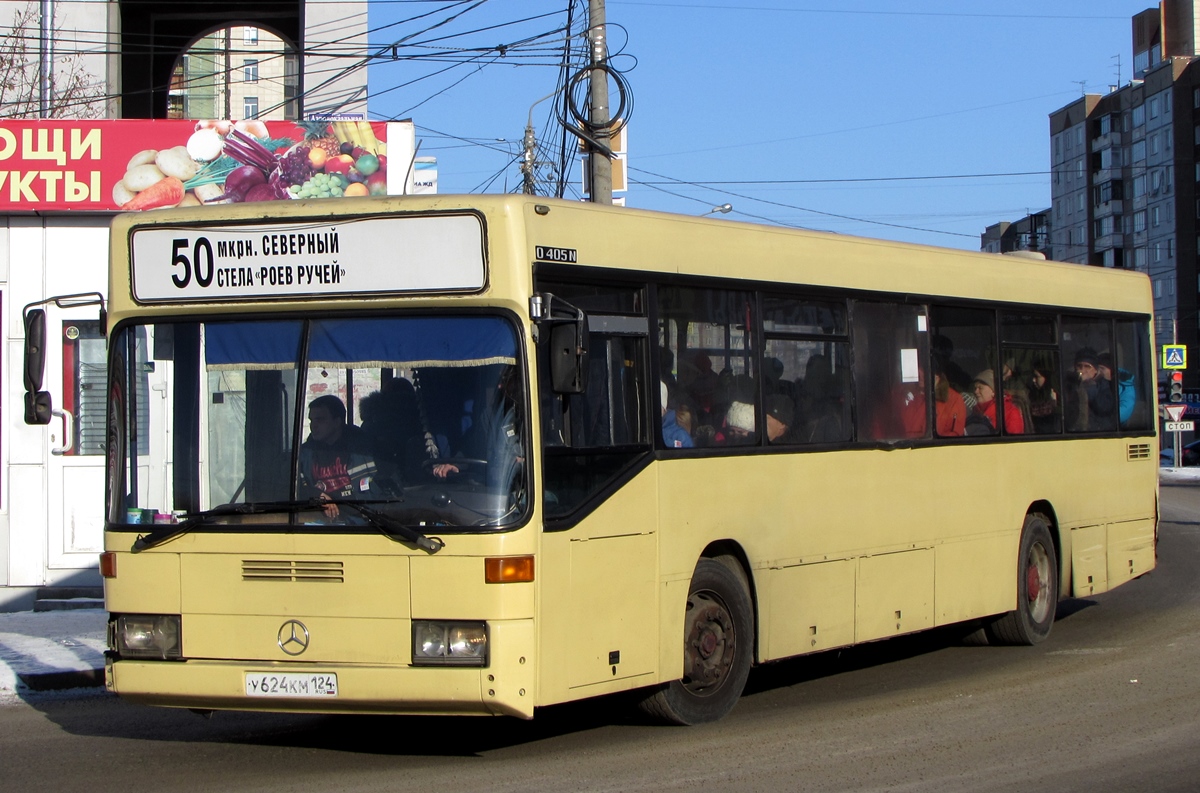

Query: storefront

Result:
[1,118,420,609]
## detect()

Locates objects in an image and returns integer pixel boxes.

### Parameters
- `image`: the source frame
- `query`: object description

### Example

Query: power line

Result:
[635,171,1051,186]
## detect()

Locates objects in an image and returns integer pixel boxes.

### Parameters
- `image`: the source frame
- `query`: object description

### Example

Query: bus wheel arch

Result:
[985,509,1059,646]
[639,551,754,725]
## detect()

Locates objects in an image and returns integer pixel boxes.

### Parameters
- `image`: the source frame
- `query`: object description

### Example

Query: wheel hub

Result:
[1026,564,1041,602]
[682,592,735,692]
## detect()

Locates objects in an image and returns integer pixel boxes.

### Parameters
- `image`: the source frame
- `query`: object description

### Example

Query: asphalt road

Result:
[3,487,1200,793]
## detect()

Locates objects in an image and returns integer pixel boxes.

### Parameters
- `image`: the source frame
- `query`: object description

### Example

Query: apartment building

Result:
[1048,2,1200,376]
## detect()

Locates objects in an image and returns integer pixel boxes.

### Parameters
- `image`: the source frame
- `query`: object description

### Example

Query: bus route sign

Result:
[130,214,486,302]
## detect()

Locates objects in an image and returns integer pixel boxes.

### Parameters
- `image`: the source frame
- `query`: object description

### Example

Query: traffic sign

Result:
[1166,421,1195,432]
[1163,344,1187,369]
[1165,404,1188,422]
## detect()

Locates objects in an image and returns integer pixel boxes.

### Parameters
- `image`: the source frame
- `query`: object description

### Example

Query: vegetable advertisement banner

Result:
[0,119,413,212]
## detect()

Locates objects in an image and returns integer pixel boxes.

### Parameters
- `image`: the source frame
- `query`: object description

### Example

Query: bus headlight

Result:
[412,621,488,666]
[114,615,182,659]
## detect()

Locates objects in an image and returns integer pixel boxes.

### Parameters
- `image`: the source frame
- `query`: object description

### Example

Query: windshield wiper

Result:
[331,501,445,553]
[130,499,322,553]
[129,497,443,554]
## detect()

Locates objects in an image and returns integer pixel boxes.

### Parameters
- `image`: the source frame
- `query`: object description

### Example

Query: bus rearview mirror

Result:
[23,309,52,425]
[550,323,588,394]
[25,390,52,425]
[23,308,46,393]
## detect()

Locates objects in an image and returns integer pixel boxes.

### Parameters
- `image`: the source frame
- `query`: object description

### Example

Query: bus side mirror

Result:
[549,322,588,394]
[23,308,52,425]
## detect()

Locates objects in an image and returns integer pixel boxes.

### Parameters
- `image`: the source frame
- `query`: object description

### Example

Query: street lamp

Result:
[701,203,733,216]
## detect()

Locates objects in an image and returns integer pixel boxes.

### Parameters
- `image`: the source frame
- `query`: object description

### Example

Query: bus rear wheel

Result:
[985,513,1058,645]
[639,557,753,725]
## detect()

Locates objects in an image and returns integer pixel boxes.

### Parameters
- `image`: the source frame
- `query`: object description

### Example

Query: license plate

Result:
[245,672,338,698]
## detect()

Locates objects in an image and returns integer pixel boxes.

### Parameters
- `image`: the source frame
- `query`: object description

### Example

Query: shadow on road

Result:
[20,598,1101,756]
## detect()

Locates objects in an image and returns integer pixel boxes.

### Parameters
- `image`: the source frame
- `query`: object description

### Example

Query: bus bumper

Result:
[106,620,536,719]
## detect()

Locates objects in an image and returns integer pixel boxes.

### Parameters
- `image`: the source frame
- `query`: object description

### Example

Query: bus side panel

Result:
[1071,524,1109,596]
[934,534,1014,626]
[536,467,660,706]
[855,550,934,643]
[766,560,854,658]
[1107,518,1155,585]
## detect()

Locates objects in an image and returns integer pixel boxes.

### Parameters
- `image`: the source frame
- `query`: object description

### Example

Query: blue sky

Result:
[366,1,1142,250]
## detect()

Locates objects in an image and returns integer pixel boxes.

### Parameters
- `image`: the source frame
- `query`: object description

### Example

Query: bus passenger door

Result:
[535,291,658,697]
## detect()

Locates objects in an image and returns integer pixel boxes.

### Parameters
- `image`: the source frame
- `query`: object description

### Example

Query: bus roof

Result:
[108,194,1151,320]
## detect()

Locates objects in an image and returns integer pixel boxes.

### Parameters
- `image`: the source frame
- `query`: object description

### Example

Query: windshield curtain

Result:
[108,315,526,532]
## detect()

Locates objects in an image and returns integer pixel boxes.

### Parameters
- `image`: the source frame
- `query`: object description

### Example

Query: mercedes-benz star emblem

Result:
[277,620,310,656]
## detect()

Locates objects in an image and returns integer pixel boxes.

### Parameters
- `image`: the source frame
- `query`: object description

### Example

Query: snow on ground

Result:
[0,608,107,702]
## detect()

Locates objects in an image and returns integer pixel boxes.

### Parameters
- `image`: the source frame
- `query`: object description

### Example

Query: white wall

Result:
[4,214,109,593]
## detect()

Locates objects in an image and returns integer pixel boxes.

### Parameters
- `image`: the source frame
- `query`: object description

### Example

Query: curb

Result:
[17,668,105,691]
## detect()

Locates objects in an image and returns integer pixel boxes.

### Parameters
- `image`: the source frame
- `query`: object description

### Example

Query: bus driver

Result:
[298,395,380,518]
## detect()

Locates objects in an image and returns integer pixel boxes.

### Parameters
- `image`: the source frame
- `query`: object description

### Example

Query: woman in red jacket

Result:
[971,369,1024,435]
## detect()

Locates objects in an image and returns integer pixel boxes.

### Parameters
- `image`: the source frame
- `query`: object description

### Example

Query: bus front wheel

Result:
[985,513,1058,645]
[639,557,753,725]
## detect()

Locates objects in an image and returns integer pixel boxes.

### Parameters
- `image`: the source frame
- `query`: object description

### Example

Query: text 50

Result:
[171,238,214,288]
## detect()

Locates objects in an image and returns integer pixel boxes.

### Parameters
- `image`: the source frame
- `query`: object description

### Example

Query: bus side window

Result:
[1061,316,1116,433]
[658,286,756,447]
[761,295,850,445]
[930,306,997,436]
[1000,312,1059,436]
[1115,318,1153,430]
[853,302,930,442]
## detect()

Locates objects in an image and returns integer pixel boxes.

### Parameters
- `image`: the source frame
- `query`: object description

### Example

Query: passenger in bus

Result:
[932,335,977,411]
[433,365,524,490]
[359,379,428,485]
[764,357,797,403]
[1097,351,1136,427]
[298,395,380,518]
[797,354,844,443]
[933,361,967,437]
[682,352,719,427]
[1027,366,1059,434]
[661,381,694,448]
[971,369,1024,434]
[1001,359,1034,431]
[764,394,796,443]
[1065,348,1116,432]
[718,400,756,444]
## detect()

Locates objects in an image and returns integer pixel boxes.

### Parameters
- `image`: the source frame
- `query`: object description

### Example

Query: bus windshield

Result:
[108,314,527,532]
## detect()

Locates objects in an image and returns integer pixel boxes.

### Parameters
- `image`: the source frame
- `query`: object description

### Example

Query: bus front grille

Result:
[242,559,345,583]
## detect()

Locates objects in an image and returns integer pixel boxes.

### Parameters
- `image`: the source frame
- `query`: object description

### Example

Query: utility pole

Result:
[588,0,612,204]
[38,0,53,116]
[521,122,537,194]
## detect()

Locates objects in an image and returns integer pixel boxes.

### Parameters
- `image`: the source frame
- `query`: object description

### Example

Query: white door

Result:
[45,314,107,570]
[40,221,111,576]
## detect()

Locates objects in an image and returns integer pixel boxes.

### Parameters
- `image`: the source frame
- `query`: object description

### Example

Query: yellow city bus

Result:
[45,195,1157,724]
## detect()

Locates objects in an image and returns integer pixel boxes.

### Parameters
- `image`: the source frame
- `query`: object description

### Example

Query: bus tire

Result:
[639,557,753,725]
[985,513,1058,646]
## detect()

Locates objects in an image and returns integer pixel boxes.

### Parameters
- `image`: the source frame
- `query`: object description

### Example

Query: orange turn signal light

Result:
[99,551,116,578]
[484,556,534,584]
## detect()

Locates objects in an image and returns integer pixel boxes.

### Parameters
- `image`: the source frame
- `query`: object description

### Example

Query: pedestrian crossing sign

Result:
[1163,345,1187,369]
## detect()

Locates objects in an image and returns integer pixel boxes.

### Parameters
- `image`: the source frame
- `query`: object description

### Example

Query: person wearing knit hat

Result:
[764,394,795,443]
[971,368,1025,434]
[1066,346,1116,431]
[722,400,756,444]
[661,381,694,449]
